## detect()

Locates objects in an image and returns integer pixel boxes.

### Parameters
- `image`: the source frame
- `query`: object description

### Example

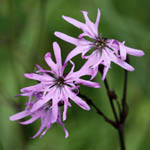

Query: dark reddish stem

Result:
[78,93,117,128]
[98,63,129,150]
[103,78,125,150]
[103,79,119,123]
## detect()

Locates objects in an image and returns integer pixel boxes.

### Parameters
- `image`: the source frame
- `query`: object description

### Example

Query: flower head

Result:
[10,42,100,138]
[55,9,144,80]
[10,93,69,138]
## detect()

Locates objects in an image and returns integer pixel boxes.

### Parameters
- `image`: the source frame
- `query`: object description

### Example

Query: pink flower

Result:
[10,95,69,138]
[10,42,100,138]
[55,9,144,80]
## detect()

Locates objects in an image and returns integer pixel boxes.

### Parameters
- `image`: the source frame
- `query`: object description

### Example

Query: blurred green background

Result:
[0,0,149,150]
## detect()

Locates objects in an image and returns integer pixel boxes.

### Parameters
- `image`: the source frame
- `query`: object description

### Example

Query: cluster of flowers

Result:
[10,9,144,138]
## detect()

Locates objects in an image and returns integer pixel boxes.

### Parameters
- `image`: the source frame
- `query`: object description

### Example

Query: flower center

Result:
[94,37,107,50]
[55,76,65,87]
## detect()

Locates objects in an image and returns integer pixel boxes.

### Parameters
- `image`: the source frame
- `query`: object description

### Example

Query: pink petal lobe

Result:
[24,73,53,82]
[81,10,98,38]
[57,108,69,138]
[51,105,58,123]
[76,79,100,88]
[125,46,145,56]
[44,52,58,75]
[95,8,101,29]
[20,114,40,125]
[55,32,79,46]
[53,42,63,76]
[20,84,41,93]
[101,66,110,81]
[51,87,62,123]
[10,110,30,121]
[64,60,75,81]
[65,86,90,111]
[63,101,68,121]
[62,15,84,30]
[109,50,135,71]
[119,42,127,60]
[65,46,85,63]
[31,87,57,112]
[32,125,45,138]
[61,88,69,121]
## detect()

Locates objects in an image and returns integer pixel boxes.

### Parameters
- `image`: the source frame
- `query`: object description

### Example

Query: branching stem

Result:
[78,93,117,128]
[98,63,129,150]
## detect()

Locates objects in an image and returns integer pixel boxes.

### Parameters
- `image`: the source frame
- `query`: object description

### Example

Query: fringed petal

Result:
[53,42,63,76]
[64,86,90,111]
[10,110,30,121]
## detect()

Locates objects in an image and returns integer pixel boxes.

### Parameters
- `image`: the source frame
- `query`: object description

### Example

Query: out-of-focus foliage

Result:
[0,0,149,150]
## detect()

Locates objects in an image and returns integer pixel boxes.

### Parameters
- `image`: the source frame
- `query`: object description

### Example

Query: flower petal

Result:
[53,42,63,76]
[119,42,127,60]
[95,8,101,30]
[64,86,90,111]
[61,88,69,121]
[125,46,145,56]
[107,49,134,71]
[76,79,100,88]
[101,65,110,81]
[20,114,40,125]
[62,15,85,30]
[20,84,42,93]
[63,101,68,121]
[65,60,75,80]
[36,64,51,73]
[24,73,53,82]
[51,105,58,123]
[80,50,101,79]
[44,52,58,75]
[32,124,45,138]
[65,46,85,63]
[33,109,52,138]
[31,87,57,112]
[51,87,63,123]
[40,126,51,138]
[81,10,98,38]
[10,110,30,121]
[55,32,79,46]
[57,108,69,138]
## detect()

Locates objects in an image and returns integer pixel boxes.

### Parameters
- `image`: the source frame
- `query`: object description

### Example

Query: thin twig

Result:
[103,79,119,123]
[121,56,129,119]
[117,57,130,150]
[78,93,117,128]
[116,99,122,118]
[99,65,119,123]
[99,65,127,150]
[103,78,126,150]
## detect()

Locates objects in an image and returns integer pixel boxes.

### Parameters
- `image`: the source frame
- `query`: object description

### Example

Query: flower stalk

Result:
[78,93,117,128]
[98,61,130,150]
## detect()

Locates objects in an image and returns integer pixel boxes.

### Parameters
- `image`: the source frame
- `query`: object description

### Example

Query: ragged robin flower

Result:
[10,42,100,138]
[55,8,144,80]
